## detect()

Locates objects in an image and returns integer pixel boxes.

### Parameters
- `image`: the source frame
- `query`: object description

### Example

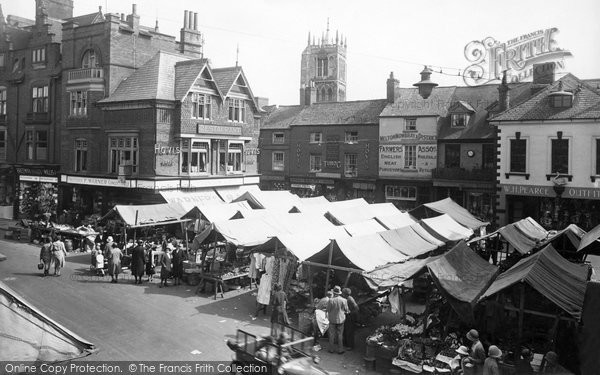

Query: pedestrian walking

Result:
[326,285,349,354]
[107,242,123,283]
[466,329,486,375]
[159,247,172,288]
[312,291,332,351]
[131,240,146,284]
[270,283,289,325]
[51,236,67,276]
[171,244,186,286]
[103,236,114,259]
[145,243,156,282]
[39,237,53,277]
[483,345,502,375]
[342,287,359,350]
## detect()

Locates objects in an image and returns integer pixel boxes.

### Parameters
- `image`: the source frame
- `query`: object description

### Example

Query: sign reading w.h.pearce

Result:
[463,27,572,86]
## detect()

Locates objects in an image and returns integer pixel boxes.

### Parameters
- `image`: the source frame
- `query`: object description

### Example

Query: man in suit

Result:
[326,286,349,354]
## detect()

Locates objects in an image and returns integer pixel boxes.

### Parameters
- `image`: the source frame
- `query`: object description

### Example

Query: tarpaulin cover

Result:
[211,213,337,247]
[103,203,188,227]
[329,198,369,209]
[343,219,387,237]
[423,197,489,229]
[182,201,252,222]
[379,226,440,258]
[252,226,349,261]
[232,190,300,211]
[480,245,589,320]
[298,196,330,206]
[160,188,223,211]
[513,217,548,241]
[579,282,600,375]
[0,280,95,361]
[332,233,409,271]
[214,184,260,203]
[498,224,538,254]
[363,256,441,290]
[577,223,600,254]
[376,213,417,230]
[420,214,474,241]
[411,224,446,248]
[427,241,498,304]
[326,203,400,225]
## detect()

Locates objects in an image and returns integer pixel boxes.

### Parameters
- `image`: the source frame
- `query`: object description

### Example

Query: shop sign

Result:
[315,172,340,179]
[154,144,181,155]
[378,144,437,176]
[15,166,58,177]
[462,27,572,86]
[244,148,260,155]
[323,161,341,168]
[196,124,241,136]
[500,184,554,197]
[66,175,130,188]
[416,144,437,172]
[260,175,286,181]
[379,133,436,142]
[565,187,600,200]
[291,184,315,190]
[19,175,58,183]
[291,177,334,185]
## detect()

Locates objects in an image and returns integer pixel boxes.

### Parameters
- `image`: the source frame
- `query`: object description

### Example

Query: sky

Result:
[4,0,600,105]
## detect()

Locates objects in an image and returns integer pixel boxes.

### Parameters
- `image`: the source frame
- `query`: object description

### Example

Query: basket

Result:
[37,263,44,270]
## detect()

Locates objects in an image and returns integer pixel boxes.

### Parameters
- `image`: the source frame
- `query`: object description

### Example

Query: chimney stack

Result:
[126,4,139,31]
[387,72,399,103]
[180,9,203,57]
[533,62,556,84]
[498,71,510,112]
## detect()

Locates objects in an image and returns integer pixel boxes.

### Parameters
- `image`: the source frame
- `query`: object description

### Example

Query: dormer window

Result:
[551,94,573,108]
[451,114,470,127]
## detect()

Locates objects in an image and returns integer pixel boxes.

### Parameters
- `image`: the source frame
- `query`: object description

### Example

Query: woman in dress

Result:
[145,243,156,282]
[171,244,186,286]
[131,240,146,284]
[159,247,172,288]
[270,283,289,325]
[39,237,53,277]
[107,242,123,283]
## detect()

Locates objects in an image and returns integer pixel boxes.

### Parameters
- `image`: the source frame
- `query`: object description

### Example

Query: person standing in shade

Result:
[482,345,502,375]
[39,237,53,277]
[515,348,534,375]
[107,242,123,283]
[342,287,359,350]
[159,247,172,288]
[131,240,146,284]
[145,243,156,283]
[171,244,186,286]
[466,329,486,375]
[51,236,67,276]
[312,291,332,351]
[270,283,289,326]
[326,286,349,354]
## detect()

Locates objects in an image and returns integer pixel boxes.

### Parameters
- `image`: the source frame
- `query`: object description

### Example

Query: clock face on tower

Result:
[467,150,475,158]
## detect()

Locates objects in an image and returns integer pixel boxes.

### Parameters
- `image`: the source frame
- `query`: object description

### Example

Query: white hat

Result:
[107,236,113,242]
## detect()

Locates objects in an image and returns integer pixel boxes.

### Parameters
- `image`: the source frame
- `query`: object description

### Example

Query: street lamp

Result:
[413,66,438,99]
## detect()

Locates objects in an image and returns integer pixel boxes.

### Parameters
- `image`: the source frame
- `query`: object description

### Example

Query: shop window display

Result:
[538,197,600,231]
[17,182,57,220]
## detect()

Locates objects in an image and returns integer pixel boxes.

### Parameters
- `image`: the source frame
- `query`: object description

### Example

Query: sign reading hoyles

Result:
[463,27,572,86]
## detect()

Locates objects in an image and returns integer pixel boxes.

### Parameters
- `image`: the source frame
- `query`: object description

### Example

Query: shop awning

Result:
[362,256,441,290]
[379,225,440,258]
[427,241,499,304]
[0,280,96,361]
[102,203,189,228]
[497,224,538,254]
[160,188,223,211]
[375,213,417,230]
[332,233,410,271]
[232,190,300,211]
[343,219,387,237]
[422,198,489,230]
[420,214,474,241]
[479,244,589,320]
[214,184,260,203]
[577,223,600,254]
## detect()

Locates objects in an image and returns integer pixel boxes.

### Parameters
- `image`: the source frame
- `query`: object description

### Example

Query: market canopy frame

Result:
[101,203,190,228]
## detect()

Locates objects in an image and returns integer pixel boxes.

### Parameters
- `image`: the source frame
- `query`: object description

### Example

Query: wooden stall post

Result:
[343,272,353,288]
[307,265,314,303]
[324,239,334,291]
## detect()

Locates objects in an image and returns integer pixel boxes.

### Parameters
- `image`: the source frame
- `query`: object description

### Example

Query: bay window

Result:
[181,140,209,173]
[227,142,243,172]
[109,136,138,174]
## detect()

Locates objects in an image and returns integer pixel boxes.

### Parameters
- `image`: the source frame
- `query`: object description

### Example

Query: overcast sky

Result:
[5,0,600,105]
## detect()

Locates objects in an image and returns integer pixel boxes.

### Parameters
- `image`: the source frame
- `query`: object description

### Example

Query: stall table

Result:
[194,272,250,299]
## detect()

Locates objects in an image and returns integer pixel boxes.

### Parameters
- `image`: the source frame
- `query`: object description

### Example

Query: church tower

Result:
[300,20,347,105]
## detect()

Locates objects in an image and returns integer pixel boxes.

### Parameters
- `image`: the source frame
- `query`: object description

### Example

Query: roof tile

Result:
[292,99,389,126]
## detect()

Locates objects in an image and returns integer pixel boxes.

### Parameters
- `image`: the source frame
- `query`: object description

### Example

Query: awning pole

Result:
[307,265,314,302]
[343,272,353,288]
[518,283,525,341]
[324,239,334,291]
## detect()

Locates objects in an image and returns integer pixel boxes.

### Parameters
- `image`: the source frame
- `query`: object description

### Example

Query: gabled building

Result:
[492,72,600,230]
[0,0,72,220]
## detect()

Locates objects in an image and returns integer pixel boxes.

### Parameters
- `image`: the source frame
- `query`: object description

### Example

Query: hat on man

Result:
[545,351,558,364]
[107,236,113,242]
[456,346,469,356]
[466,329,479,341]
[488,345,503,359]
[332,286,342,295]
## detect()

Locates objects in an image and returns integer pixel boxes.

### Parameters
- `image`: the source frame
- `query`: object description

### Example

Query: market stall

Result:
[375,212,417,230]
[419,214,474,242]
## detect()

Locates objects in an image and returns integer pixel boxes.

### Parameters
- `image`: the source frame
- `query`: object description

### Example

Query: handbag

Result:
[37,262,44,270]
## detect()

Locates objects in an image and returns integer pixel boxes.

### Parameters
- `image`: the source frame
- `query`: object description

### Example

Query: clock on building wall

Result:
[467,150,475,158]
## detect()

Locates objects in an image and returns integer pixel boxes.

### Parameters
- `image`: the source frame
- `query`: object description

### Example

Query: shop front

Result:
[14,165,60,221]
[289,176,334,198]
[0,167,15,219]
[259,174,289,191]
[500,183,600,231]
[433,183,496,227]
[378,180,433,210]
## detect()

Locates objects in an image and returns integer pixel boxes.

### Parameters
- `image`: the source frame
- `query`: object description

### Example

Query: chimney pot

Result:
[183,10,188,29]
[132,4,137,15]
[120,13,125,21]
[188,11,193,31]
[387,71,400,103]
[193,12,198,30]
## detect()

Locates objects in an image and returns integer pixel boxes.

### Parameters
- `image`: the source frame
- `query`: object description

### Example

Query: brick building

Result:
[58,6,262,216]
[0,0,70,219]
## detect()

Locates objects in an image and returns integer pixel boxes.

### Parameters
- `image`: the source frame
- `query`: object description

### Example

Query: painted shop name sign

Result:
[379,133,436,142]
[197,124,242,136]
[155,144,181,155]
[501,184,600,200]
[15,167,58,176]
[463,27,572,86]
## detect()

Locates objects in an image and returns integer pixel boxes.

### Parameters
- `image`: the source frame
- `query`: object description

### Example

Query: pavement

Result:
[0,237,418,374]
